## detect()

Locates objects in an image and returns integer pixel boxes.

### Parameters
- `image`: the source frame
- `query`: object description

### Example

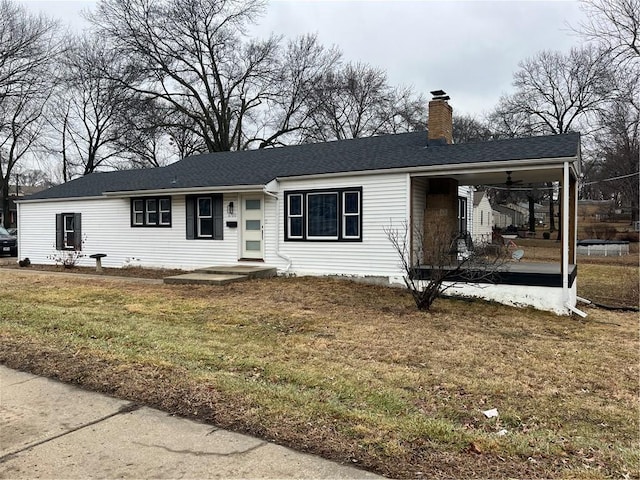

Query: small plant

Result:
[48,235,86,268]
[543,232,550,240]
[48,249,84,268]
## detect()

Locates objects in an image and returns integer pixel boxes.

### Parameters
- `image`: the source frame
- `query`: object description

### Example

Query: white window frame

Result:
[342,191,360,239]
[145,199,158,225]
[197,197,213,238]
[287,193,304,239]
[132,199,144,226]
[159,198,171,226]
[63,214,75,249]
[306,192,339,240]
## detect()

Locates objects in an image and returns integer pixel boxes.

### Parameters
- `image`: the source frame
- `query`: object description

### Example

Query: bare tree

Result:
[575,0,640,64]
[0,0,60,227]
[88,0,338,152]
[47,34,139,179]
[489,46,616,233]
[494,47,613,137]
[584,74,640,221]
[453,114,493,143]
[302,62,426,142]
[114,98,179,169]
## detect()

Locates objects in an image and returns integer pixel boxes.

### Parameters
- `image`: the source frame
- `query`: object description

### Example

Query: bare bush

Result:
[384,221,508,311]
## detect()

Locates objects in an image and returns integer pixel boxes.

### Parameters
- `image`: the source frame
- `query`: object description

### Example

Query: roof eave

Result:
[274,155,579,183]
[102,184,267,198]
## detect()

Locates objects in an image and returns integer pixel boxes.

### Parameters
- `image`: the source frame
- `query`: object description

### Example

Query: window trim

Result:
[287,193,304,240]
[284,187,362,242]
[342,190,361,240]
[130,196,172,228]
[458,196,468,233]
[55,212,82,251]
[197,196,214,238]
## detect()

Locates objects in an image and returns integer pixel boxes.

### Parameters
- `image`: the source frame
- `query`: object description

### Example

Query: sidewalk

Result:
[0,366,382,479]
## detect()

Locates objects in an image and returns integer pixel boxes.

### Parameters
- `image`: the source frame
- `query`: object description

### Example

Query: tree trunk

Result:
[528,195,536,232]
[548,182,555,232]
[556,188,562,241]
[0,179,9,228]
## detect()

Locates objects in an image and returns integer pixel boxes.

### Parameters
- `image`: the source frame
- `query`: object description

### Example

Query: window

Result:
[458,197,468,233]
[285,187,362,241]
[131,197,171,227]
[480,210,484,226]
[287,194,303,239]
[55,213,82,250]
[186,194,223,240]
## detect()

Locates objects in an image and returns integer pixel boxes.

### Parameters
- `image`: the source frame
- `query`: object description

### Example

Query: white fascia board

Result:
[408,156,579,177]
[102,184,266,198]
[17,195,107,204]
[274,156,578,182]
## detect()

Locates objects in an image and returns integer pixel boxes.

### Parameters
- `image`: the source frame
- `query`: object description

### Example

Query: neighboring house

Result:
[514,201,547,227]
[492,204,524,229]
[472,191,492,244]
[1,185,49,228]
[18,91,582,314]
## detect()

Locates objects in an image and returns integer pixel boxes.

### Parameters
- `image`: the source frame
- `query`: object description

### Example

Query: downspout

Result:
[563,162,586,317]
[263,185,292,273]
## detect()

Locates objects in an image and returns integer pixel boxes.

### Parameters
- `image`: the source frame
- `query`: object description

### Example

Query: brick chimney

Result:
[428,90,453,144]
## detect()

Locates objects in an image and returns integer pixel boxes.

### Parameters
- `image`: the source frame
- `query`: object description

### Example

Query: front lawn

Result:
[0,269,637,478]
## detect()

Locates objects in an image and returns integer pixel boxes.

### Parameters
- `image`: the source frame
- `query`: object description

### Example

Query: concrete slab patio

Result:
[0,366,382,479]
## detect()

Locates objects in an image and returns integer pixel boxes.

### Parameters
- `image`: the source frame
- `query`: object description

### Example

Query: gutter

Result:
[566,303,588,318]
[262,184,292,273]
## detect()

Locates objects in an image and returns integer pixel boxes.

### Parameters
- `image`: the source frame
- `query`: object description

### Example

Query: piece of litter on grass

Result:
[482,408,499,418]
[497,429,508,436]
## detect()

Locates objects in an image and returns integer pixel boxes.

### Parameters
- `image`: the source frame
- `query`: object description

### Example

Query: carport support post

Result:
[562,163,569,293]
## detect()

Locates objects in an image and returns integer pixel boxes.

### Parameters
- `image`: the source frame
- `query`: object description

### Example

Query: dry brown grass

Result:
[0,269,638,479]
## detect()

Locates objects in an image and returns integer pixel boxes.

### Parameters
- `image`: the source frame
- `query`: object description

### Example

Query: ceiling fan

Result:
[504,171,523,187]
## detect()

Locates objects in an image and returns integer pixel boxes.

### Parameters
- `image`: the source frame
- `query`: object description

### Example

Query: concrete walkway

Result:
[0,366,382,479]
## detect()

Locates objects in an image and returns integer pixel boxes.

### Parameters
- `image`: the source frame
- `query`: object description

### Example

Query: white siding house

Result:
[472,191,493,244]
[17,94,583,314]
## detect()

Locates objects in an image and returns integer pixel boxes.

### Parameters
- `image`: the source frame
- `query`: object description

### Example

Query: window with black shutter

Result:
[55,213,82,250]
[186,194,223,240]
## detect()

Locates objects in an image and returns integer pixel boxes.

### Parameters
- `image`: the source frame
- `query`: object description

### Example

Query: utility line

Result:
[581,171,639,186]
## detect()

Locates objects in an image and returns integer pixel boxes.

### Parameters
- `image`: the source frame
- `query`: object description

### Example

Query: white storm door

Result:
[241,195,264,259]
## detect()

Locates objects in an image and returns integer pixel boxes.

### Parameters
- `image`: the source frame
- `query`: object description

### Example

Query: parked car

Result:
[0,226,17,256]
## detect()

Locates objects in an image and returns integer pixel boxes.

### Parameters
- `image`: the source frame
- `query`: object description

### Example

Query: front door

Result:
[241,195,264,259]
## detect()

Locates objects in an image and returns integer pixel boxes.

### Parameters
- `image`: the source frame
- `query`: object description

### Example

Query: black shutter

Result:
[213,194,223,240]
[73,213,82,250]
[55,213,63,250]
[186,197,195,239]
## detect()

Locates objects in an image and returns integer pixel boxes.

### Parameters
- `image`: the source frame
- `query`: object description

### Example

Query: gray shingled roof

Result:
[26,131,580,201]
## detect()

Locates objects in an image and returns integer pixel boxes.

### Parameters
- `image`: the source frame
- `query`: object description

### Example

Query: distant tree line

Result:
[0,0,637,227]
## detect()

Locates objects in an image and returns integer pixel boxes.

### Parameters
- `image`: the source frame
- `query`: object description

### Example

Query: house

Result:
[18,91,582,314]
[472,191,493,244]
[492,204,524,229]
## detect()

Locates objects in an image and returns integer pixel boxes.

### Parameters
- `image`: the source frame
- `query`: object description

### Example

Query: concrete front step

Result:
[163,265,277,286]
[194,265,277,279]
[163,273,249,286]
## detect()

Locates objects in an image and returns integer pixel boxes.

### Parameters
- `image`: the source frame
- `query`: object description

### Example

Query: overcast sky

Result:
[20,0,587,117]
